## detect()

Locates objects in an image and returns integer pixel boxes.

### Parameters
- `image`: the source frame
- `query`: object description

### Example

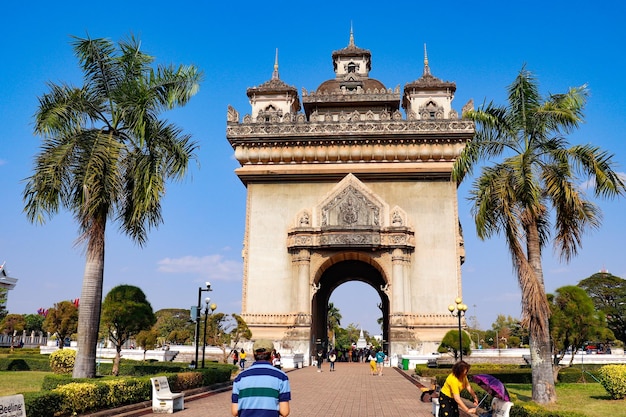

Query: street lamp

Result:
[201,298,217,369]
[195,282,212,368]
[448,297,468,361]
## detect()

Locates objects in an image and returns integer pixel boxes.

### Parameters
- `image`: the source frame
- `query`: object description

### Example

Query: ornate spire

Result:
[423,43,431,76]
[272,48,279,80]
[349,22,355,47]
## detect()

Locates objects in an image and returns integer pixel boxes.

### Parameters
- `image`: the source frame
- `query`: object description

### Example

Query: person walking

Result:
[231,339,291,417]
[328,349,337,372]
[367,349,377,376]
[232,349,239,366]
[239,348,247,370]
[439,360,478,416]
[316,349,324,372]
[375,348,386,376]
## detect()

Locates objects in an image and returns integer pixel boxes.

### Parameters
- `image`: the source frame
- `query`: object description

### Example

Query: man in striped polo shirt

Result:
[231,339,291,417]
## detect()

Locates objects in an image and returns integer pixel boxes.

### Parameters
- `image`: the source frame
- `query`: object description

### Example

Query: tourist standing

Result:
[231,339,291,417]
[439,360,478,416]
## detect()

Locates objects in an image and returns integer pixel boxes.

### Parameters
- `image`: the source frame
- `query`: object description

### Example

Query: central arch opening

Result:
[311,259,390,354]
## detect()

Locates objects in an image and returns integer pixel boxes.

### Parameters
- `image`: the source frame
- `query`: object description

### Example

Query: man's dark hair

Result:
[254,349,272,361]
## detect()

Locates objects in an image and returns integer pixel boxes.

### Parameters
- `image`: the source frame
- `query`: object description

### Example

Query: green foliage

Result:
[0,289,7,320]
[549,285,612,367]
[578,272,626,346]
[135,329,158,353]
[153,308,195,342]
[438,330,471,359]
[0,355,51,371]
[49,349,76,374]
[54,382,109,414]
[0,314,26,341]
[23,314,45,333]
[43,301,79,347]
[23,390,64,417]
[101,285,156,375]
[598,364,626,399]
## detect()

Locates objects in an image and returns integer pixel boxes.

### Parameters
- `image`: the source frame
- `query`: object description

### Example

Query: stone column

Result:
[293,249,311,313]
[392,248,405,313]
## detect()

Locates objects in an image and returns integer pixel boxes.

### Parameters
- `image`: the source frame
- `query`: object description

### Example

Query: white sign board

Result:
[0,394,26,417]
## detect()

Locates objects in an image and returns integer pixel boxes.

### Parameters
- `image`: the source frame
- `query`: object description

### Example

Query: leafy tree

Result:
[334,323,361,351]
[100,285,156,375]
[24,35,201,378]
[0,314,26,350]
[549,286,611,373]
[578,272,626,345]
[43,301,79,349]
[438,329,471,359]
[153,308,195,344]
[135,329,158,360]
[0,288,7,320]
[206,312,251,363]
[453,67,626,404]
[24,313,45,333]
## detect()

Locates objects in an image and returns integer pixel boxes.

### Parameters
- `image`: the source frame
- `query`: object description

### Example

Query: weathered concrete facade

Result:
[226,33,474,361]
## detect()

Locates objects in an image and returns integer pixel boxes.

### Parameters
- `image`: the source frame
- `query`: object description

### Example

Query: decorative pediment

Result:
[287,174,415,251]
[318,174,386,229]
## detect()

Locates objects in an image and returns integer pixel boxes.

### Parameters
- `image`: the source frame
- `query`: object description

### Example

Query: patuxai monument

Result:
[226,30,474,363]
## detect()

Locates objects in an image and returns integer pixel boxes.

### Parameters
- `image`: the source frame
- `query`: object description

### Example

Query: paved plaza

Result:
[112,362,439,417]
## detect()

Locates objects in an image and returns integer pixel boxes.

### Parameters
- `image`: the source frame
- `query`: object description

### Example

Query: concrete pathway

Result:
[113,362,438,417]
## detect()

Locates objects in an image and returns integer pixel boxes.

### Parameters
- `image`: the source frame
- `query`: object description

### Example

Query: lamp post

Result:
[195,282,213,368]
[448,297,468,361]
[201,298,217,369]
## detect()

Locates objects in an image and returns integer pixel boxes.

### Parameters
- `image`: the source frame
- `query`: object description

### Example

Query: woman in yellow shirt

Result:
[439,360,478,416]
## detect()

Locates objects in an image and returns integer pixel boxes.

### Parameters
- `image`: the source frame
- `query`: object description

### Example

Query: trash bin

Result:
[402,358,409,370]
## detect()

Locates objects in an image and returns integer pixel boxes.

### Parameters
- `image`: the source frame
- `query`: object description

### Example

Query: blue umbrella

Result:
[470,374,510,402]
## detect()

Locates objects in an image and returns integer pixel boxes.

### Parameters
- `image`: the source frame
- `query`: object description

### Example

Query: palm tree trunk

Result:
[72,227,105,378]
[526,222,557,404]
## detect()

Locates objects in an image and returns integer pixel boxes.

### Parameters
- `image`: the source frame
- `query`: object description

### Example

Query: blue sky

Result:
[1,1,625,335]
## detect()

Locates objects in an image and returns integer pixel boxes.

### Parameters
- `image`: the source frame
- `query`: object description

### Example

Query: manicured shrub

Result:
[598,364,626,400]
[49,349,76,374]
[23,390,64,417]
[53,382,108,415]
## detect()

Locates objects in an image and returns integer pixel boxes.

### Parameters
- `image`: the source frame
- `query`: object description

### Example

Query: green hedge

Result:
[0,356,51,371]
[26,364,236,416]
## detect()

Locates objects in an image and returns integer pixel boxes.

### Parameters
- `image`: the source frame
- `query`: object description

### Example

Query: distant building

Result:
[0,262,18,309]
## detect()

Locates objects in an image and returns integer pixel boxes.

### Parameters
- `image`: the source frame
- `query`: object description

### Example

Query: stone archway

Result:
[311,257,390,354]
[226,36,474,363]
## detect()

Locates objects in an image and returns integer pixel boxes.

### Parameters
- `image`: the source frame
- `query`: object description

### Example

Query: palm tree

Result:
[453,67,625,404]
[327,302,342,348]
[24,35,202,378]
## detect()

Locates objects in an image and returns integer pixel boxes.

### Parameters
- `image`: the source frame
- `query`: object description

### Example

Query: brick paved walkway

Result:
[116,362,436,417]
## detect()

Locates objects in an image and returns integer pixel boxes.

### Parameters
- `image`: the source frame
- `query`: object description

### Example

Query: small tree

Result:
[43,301,79,349]
[549,286,613,376]
[0,314,26,351]
[24,313,45,333]
[207,313,251,363]
[438,330,471,360]
[135,329,158,360]
[101,285,156,375]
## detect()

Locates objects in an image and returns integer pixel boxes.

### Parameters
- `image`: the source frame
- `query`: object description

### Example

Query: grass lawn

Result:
[507,382,623,417]
[0,371,49,396]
